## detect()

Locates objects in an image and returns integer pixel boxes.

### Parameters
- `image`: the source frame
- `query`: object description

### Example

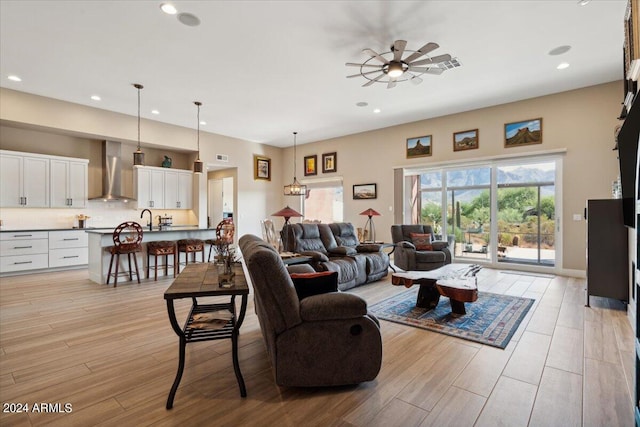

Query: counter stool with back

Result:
[106,221,143,287]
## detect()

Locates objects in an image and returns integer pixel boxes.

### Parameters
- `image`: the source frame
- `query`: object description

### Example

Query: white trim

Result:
[300,176,343,186]
[400,148,567,175]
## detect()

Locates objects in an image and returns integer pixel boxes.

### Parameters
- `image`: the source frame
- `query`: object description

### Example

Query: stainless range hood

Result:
[89,140,136,202]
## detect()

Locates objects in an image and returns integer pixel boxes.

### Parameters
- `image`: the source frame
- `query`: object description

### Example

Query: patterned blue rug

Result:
[370,289,534,349]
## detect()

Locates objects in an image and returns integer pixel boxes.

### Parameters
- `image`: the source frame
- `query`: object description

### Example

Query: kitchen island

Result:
[87,226,215,284]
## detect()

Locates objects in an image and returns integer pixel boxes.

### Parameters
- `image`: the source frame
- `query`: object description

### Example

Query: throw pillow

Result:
[289,271,339,300]
[410,232,433,251]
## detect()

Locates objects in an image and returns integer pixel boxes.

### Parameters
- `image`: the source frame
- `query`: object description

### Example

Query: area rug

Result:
[369,289,534,349]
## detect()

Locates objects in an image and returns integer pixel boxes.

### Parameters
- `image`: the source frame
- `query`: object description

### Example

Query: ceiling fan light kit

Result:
[346,39,460,88]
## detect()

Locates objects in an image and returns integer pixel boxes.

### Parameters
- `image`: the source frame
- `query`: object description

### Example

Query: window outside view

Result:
[303,186,344,224]
[416,160,556,266]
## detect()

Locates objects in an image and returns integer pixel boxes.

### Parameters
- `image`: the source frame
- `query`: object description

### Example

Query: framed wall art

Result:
[253,155,271,181]
[353,183,377,200]
[322,152,337,173]
[453,129,479,151]
[504,118,542,147]
[406,135,432,158]
[304,155,317,176]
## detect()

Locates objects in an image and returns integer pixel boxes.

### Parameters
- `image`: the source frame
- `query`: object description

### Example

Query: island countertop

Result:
[87,226,217,284]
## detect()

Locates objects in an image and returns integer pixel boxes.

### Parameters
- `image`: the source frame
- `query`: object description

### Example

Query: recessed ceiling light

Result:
[200,121,207,125]
[160,3,177,15]
[7,75,22,82]
[356,102,368,107]
[577,0,590,5]
[178,12,200,27]
[373,108,381,114]
[90,95,101,101]
[548,45,571,56]
[151,110,160,115]
[557,62,570,70]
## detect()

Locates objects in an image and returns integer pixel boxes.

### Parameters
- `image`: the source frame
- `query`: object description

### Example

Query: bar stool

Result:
[106,222,143,287]
[177,239,205,273]
[205,218,235,261]
[147,240,177,281]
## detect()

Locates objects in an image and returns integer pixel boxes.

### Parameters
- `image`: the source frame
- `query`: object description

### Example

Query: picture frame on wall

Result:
[253,155,271,181]
[406,135,432,158]
[304,155,318,176]
[322,152,337,173]
[353,183,377,200]
[504,118,542,148]
[453,129,479,151]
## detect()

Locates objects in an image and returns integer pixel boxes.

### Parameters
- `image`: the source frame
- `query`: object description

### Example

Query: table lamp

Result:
[359,208,381,243]
[271,206,303,251]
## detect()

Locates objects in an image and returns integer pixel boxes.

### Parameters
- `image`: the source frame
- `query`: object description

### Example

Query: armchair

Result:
[390,224,452,271]
[239,234,382,387]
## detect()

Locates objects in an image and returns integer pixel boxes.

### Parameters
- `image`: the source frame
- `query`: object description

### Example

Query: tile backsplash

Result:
[0,200,196,230]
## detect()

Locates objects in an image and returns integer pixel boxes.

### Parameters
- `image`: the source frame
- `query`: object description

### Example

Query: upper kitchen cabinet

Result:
[0,150,49,208]
[50,158,89,208]
[134,166,165,209]
[164,169,193,209]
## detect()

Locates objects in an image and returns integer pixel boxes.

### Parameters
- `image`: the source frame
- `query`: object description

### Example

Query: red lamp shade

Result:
[272,206,303,222]
[359,208,381,217]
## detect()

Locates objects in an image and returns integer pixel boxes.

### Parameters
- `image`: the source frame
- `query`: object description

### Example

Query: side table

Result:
[164,262,249,409]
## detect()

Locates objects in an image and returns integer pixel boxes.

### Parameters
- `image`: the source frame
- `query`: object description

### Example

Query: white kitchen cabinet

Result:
[134,166,165,209]
[0,151,49,208]
[48,230,88,267]
[0,231,49,273]
[164,169,193,209]
[50,159,89,208]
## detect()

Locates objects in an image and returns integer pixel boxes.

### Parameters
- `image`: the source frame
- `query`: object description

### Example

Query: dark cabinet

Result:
[586,199,629,305]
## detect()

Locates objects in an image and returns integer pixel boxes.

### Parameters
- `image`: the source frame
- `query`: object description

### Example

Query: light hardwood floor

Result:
[0,266,634,426]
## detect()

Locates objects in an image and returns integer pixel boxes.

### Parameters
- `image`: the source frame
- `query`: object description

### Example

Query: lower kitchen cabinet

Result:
[0,231,49,273]
[49,230,88,268]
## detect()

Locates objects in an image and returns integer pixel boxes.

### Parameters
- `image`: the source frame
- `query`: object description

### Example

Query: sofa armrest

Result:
[431,241,449,250]
[300,250,329,262]
[356,243,382,252]
[299,292,368,321]
[286,264,316,274]
[398,241,416,250]
[328,246,357,256]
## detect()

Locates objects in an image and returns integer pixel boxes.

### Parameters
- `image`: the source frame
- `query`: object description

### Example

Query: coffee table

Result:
[391,264,480,315]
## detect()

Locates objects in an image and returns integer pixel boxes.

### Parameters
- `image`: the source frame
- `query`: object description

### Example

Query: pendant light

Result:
[284,131,307,196]
[193,101,204,174]
[132,83,145,166]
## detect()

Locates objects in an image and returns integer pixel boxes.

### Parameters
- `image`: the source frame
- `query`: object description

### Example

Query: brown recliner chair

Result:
[390,224,452,271]
[239,234,382,387]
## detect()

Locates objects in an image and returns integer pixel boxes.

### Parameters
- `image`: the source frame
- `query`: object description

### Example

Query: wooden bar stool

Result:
[177,239,205,273]
[147,241,177,280]
[106,222,143,287]
[205,218,235,261]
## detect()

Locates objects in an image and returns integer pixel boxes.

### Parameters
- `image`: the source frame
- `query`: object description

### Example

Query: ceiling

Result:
[0,0,628,148]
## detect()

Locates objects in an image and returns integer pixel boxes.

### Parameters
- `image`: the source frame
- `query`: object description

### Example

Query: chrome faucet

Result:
[140,209,153,231]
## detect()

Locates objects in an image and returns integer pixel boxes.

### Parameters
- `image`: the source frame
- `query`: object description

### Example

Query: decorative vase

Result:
[217,257,235,288]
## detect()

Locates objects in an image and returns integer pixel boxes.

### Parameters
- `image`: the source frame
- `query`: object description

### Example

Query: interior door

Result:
[209,179,224,226]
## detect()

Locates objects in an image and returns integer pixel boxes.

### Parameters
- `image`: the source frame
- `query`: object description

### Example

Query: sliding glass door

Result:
[412,156,559,268]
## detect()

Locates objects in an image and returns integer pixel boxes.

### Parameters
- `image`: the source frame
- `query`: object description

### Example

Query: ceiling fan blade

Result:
[362,73,385,87]
[393,40,407,62]
[387,79,397,89]
[403,42,439,63]
[347,70,382,78]
[363,48,389,64]
[410,75,423,85]
[345,62,383,69]
[408,66,444,75]
[410,54,452,66]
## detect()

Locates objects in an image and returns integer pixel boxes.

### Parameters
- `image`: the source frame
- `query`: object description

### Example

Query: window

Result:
[407,155,560,268]
[302,179,343,223]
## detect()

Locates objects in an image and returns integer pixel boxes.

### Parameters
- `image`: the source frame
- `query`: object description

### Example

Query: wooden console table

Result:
[164,262,249,409]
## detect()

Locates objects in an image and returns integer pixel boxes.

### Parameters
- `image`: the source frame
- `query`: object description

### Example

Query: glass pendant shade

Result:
[284,131,307,196]
[133,83,145,166]
[193,158,204,174]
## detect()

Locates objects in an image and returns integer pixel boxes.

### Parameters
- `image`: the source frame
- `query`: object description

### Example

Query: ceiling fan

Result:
[346,40,459,89]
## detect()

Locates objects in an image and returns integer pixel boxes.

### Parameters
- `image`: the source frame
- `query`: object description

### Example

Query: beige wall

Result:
[0,88,284,238]
[0,82,623,272]
[285,81,623,272]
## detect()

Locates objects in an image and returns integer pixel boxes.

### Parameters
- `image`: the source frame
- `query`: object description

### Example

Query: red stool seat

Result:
[177,239,205,273]
[147,240,177,281]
